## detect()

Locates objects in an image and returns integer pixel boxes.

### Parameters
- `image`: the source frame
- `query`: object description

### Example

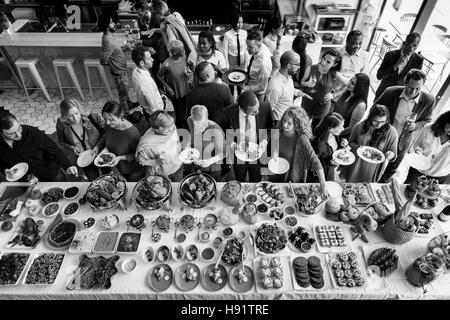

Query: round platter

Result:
[94,152,117,167]
[268,157,290,174]
[332,149,355,166]
[6,162,28,182]
[174,263,201,292]
[357,146,385,164]
[179,148,201,164]
[148,263,173,292]
[404,153,432,171]
[228,71,246,83]
[235,142,263,162]
[228,265,255,293]
[202,263,228,291]
[46,219,81,251]
[253,221,288,256]
[77,150,96,168]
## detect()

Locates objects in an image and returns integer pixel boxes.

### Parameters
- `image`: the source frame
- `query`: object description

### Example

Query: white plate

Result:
[253,221,288,256]
[6,162,28,182]
[69,231,97,254]
[325,181,343,200]
[253,256,293,293]
[326,250,368,289]
[179,148,200,164]
[77,150,96,168]
[268,157,290,175]
[289,253,333,291]
[332,149,355,166]
[405,153,432,171]
[313,222,351,253]
[94,152,117,167]
[228,71,246,83]
[235,142,263,162]
[356,146,385,164]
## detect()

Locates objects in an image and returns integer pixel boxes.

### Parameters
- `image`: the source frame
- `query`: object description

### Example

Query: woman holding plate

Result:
[186,105,225,181]
[343,105,398,183]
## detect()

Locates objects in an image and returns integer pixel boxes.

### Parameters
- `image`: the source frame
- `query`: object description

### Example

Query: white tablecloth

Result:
[0,182,449,300]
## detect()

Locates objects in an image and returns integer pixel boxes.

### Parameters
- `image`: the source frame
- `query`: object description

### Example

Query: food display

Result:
[155,214,171,232]
[101,214,119,230]
[257,257,284,290]
[367,247,399,277]
[410,212,436,235]
[241,203,258,224]
[330,202,361,223]
[315,225,348,249]
[116,232,141,253]
[133,175,171,210]
[229,265,255,293]
[85,174,127,210]
[375,185,394,205]
[293,185,322,215]
[180,214,196,232]
[24,253,65,285]
[218,207,240,226]
[64,187,79,199]
[74,254,120,289]
[179,172,216,208]
[268,207,284,221]
[83,217,95,229]
[220,180,242,207]
[255,223,287,254]
[41,187,64,205]
[362,202,392,225]
[7,217,43,248]
[427,232,450,270]
[0,253,30,285]
[70,231,97,253]
[406,176,441,209]
[149,264,173,292]
[288,226,316,253]
[202,264,228,291]
[329,252,366,288]
[359,146,384,162]
[255,182,285,207]
[43,202,60,217]
[175,263,201,291]
[93,232,119,253]
[63,202,79,216]
[292,256,326,289]
[341,183,374,206]
[284,216,298,228]
[221,237,245,266]
[157,245,171,262]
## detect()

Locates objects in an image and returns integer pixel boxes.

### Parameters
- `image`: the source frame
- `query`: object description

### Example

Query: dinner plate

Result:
[404,153,432,171]
[202,263,228,291]
[6,162,28,182]
[228,71,246,83]
[268,157,290,175]
[253,221,288,256]
[235,142,263,162]
[332,149,355,166]
[179,148,200,164]
[174,263,201,292]
[148,263,173,292]
[356,146,386,164]
[94,152,117,167]
[325,181,343,200]
[77,150,96,168]
[287,227,315,253]
[228,265,255,293]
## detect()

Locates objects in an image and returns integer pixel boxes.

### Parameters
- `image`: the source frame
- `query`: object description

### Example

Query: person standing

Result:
[291,32,312,90]
[243,31,273,103]
[375,32,423,99]
[263,17,284,76]
[188,31,228,71]
[131,45,165,114]
[375,69,436,183]
[99,15,130,112]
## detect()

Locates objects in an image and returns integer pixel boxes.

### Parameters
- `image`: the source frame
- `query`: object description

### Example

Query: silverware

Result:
[32,214,62,249]
[66,265,91,291]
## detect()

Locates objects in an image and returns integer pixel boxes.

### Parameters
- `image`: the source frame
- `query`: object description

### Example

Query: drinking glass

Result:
[407,112,418,123]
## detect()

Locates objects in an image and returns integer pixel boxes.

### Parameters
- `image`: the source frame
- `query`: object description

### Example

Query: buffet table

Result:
[0,181,449,300]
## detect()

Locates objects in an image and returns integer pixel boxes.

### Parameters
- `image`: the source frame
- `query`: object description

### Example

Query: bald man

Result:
[265,50,312,122]
[186,61,234,124]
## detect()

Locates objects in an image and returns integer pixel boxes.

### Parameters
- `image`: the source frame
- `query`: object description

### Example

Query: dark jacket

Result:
[375,50,423,99]
[186,82,234,125]
[139,13,169,64]
[0,125,72,181]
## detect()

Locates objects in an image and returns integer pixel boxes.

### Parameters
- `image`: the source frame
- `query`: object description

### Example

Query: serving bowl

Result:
[178,172,217,209]
[132,175,172,211]
[84,173,127,211]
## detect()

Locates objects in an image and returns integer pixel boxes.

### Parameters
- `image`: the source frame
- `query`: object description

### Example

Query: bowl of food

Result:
[284,205,296,216]
[223,227,234,238]
[41,188,64,205]
[241,203,258,224]
[94,152,116,167]
[47,219,80,250]
[156,245,171,262]
[186,244,199,262]
[284,215,298,228]
[142,247,155,263]
[84,174,127,210]
[121,257,137,273]
[82,217,96,229]
[245,193,258,204]
[200,247,216,262]
[268,207,284,221]
[257,203,269,215]
[213,237,223,249]
[178,172,217,209]
[101,214,119,230]
[42,202,60,217]
[64,186,79,200]
[62,202,80,217]
[132,175,172,210]
[220,237,246,266]
[171,245,185,262]
[220,180,243,207]
[199,231,211,243]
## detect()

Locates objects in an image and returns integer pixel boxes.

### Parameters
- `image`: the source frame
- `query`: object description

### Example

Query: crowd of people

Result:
[1,0,450,188]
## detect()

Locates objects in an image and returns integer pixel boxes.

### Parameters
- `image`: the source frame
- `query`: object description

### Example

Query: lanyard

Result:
[70,126,87,151]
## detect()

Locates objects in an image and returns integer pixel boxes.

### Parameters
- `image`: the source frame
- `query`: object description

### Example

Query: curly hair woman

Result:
[271,106,329,198]
[343,104,398,182]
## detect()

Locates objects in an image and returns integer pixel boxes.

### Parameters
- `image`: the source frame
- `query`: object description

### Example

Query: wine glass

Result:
[309,74,317,93]
[407,112,418,124]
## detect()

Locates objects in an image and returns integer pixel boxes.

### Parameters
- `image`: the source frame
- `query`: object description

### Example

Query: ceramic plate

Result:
[228,265,255,293]
[289,253,332,291]
[332,149,355,166]
[405,153,432,171]
[94,152,117,167]
[179,148,200,164]
[46,219,81,251]
[235,142,263,162]
[356,146,385,164]
[77,150,96,168]
[268,157,290,174]
[148,263,173,292]
[202,263,228,291]
[325,181,343,200]
[6,163,28,182]
[174,262,201,292]
[228,71,246,83]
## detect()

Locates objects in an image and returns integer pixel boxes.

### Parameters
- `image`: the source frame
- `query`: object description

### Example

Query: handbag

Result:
[161,93,174,112]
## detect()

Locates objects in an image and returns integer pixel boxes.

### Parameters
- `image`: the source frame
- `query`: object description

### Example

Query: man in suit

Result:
[186,61,234,125]
[221,91,274,182]
[375,69,436,183]
[375,32,423,99]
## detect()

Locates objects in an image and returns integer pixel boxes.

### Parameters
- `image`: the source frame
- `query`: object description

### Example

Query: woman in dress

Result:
[405,111,450,184]
[331,73,370,139]
[301,49,347,130]
[292,32,312,90]
[312,112,348,181]
[263,16,283,75]
[101,101,144,182]
[135,110,183,181]
[157,39,190,129]
[186,105,225,181]
[271,106,329,198]
[56,99,105,181]
[188,30,228,72]
[344,105,398,183]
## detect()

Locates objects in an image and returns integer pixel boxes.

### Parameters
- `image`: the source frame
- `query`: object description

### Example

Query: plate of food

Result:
[23,252,65,285]
[235,141,263,162]
[404,153,432,171]
[341,183,375,206]
[253,222,288,256]
[357,146,385,164]
[327,251,367,288]
[220,237,247,266]
[148,263,173,292]
[228,71,246,83]
[290,254,332,291]
[69,231,97,254]
[228,265,255,293]
[46,219,81,251]
[202,263,228,291]
[253,256,292,293]
[0,252,30,286]
[179,148,200,164]
[332,149,355,166]
[6,162,28,182]
[174,262,201,292]
[178,172,217,209]
[6,217,46,249]
[427,232,450,272]
[293,184,323,216]
[116,232,141,254]
[92,231,119,254]
[94,152,117,167]
[268,157,290,175]
[40,187,64,205]
[287,226,316,253]
[77,150,96,168]
[84,174,127,210]
[133,175,172,210]
[255,182,285,207]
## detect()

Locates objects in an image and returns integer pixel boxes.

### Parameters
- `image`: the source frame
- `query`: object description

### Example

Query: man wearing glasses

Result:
[375,69,435,183]
[265,51,312,125]
[0,110,78,182]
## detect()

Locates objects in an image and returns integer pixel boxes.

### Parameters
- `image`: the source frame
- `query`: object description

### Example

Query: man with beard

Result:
[265,51,312,125]
[375,32,423,99]
[99,15,130,112]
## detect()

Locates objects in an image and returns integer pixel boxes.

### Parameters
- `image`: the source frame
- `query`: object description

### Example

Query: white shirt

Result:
[132,67,164,114]
[413,124,450,177]
[393,90,420,135]
[266,71,295,120]
[222,29,247,59]
[238,109,257,144]
[188,50,228,69]
[246,44,273,96]
[338,47,369,78]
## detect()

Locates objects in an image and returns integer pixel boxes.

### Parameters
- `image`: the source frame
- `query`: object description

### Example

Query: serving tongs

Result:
[66,265,92,291]
[31,213,63,249]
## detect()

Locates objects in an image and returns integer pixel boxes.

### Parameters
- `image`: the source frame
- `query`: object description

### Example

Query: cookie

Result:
[310,279,325,289]
[347,252,357,261]
[308,256,321,267]
[352,269,362,278]
[293,257,308,268]
[350,260,359,269]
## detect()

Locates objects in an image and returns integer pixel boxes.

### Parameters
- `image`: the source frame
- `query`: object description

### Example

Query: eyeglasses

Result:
[289,62,301,66]
[372,120,386,126]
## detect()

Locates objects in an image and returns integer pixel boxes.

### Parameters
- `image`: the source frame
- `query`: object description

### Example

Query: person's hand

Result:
[302,93,313,100]
[66,166,78,177]
[156,157,167,167]
[259,140,268,153]
[340,138,349,148]
[165,87,175,99]
[385,151,395,161]
[230,142,238,150]
[414,147,423,155]
[321,186,330,200]
[196,159,213,168]
[111,155,125,166]
[323,93,334,101]
[304,80,316,88]
[330,159,339,166]
[406,122,416,132]
[72,146,81,155]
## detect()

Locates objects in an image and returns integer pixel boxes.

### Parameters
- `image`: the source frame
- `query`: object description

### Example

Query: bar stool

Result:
[83,58,114,100]
[369,27,387,64]
[370,37,398,74]
[52,58,85,100]
[15,57,51,102]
